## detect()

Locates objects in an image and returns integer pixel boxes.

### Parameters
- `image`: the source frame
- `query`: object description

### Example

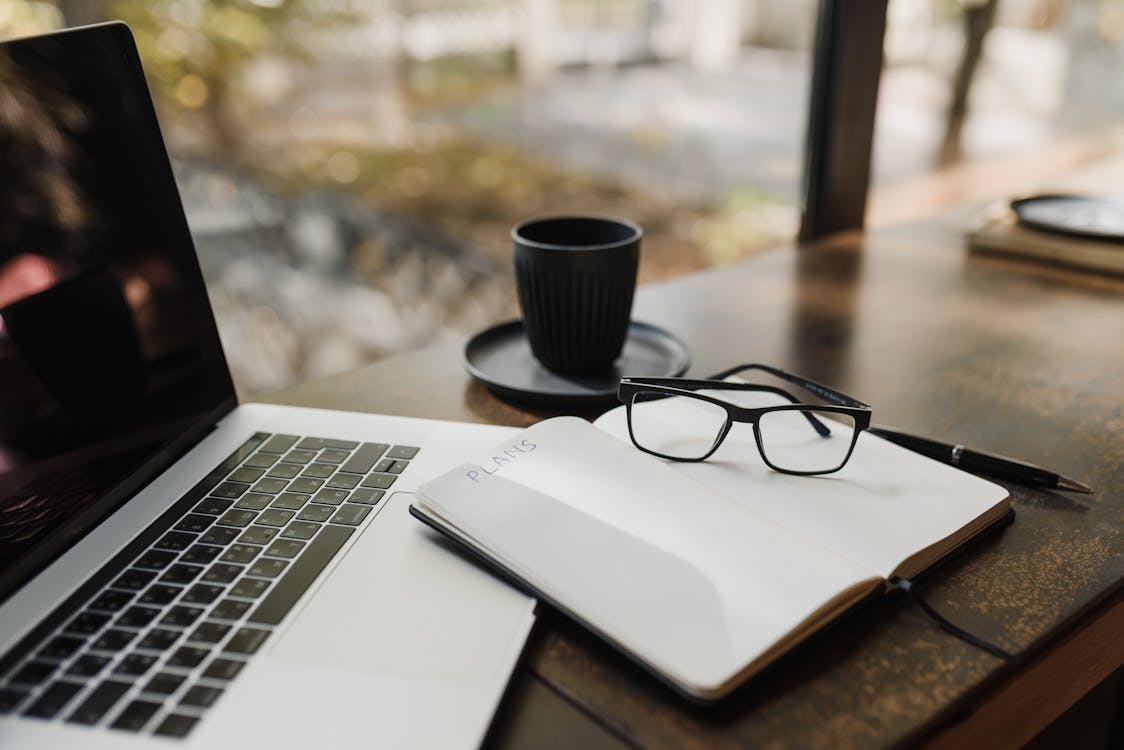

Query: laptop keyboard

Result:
[0,433,419,738]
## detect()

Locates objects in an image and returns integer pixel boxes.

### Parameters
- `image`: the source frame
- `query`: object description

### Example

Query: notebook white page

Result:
[414,417,880,695]
[594,393,1009,577]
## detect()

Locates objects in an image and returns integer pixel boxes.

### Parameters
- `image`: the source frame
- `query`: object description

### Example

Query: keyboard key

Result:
[263,540,305,559]
[166,646,210,668]
[203,563,244,584]
[22,680,82,718]
[65,610,111,635]
[339,442,389,474]
[330,503,372,527]
[154,531,197,551]
[113,653,157,676]
[229,578,270,599]
[295,437,326,450]
[160,563,205,585]
[115,606,161,628]
[281,521,320,541]
[325,473,362,490]
[220,544,262,564]
[200,526,240,546]
[251,478,288,494]
[137,628,182,652]
[228,467,265,484]
[234,492,273,511]
[66,680,130,724]
[283,448,317,464]
[135,549,178,570]
[183,583,225,604]
[154,713,199,738]
[11,661,56,685]
[139,584,183,606]
[348,488,385,505]
[89,590,134,612]
[174,514,215,534]
[210,481,250,500]
[210,599,252,621]
[301,463,336,479]
[223,627,270,655]
[91,629,136,652]
[387,445,420,460]
[143,671,186,695]
[239,525,279,545]
[266,462,302,479]
[216,509,257,528]
[246,558,288,579]
[188,621,231,644]
[0,686,30,714]
[360,473,397,490]
[242,452,279,469]
[180,544,223,565]
[287,478,323,494]
[297,504,335,522]
[193,497,234,515]
[66,653,111,677]
[109,699,161,731]
[373,458,407,474]
[249,525,353,626]
[181,684,224,708]
[312,488,349,506]
[317,448,349,463]
[161,606,205,628]
[257,509,294,527]
[259,434,300,453]
[113,568,156,590]
[271,492,310,510]
[202,658,245,681]
[38,635,85,660]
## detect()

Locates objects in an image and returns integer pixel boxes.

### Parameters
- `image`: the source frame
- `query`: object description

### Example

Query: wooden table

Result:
[260,215,1124,748]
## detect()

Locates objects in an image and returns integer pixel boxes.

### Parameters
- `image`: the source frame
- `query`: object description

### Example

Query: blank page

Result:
[414,417,880,697]
[595,394,1008,578]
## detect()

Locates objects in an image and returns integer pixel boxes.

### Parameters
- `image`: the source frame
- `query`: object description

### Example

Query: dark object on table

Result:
[513,215,640,374]
[867,427,1093,493]
[1011,194,1124,242]
[463,319,689,408]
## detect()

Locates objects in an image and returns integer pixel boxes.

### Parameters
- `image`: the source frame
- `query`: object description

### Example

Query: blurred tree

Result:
[104,0,345,156]
[939,0,1000,166]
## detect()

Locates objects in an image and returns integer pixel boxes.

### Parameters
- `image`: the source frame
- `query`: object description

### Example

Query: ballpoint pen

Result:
[866,427,1093,493]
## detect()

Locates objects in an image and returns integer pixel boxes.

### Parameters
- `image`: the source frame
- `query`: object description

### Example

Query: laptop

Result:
[0,23,535,748]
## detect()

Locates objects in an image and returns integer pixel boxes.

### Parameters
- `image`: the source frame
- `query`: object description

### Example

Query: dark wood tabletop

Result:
[259,216,1124,748]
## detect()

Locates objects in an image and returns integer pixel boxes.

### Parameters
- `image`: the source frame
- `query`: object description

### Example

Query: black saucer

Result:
[464,320,690,408]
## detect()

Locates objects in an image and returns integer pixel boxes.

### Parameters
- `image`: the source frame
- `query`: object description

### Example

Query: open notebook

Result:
[410,400,1010,701]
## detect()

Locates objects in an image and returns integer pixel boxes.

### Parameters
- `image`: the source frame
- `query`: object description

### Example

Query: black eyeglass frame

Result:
[618,363,872,475]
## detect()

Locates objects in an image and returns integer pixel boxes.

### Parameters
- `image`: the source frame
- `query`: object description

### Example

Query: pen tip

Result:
[1056,476,1094,494]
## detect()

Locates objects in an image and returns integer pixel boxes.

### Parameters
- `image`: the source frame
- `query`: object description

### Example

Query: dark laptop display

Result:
[0,25,236,603]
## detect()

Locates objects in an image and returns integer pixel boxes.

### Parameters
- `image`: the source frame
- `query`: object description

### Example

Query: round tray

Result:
[464,320,690,408]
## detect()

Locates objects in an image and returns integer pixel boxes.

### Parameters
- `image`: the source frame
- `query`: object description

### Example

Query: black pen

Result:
[866,427,1093,493]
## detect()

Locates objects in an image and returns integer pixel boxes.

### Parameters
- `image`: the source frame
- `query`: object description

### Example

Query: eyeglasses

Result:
[617,363,871,475]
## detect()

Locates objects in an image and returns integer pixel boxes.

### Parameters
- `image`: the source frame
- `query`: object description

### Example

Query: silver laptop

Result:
[0,23,535,748]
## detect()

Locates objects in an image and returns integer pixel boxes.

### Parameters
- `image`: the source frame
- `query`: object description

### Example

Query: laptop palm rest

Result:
[268,491,533,685]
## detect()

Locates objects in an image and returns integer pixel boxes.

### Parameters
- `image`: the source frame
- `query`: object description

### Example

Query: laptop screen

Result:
[0,25,237,602]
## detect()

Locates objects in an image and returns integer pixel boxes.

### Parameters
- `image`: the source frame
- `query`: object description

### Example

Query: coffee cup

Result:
[512,215,641,374]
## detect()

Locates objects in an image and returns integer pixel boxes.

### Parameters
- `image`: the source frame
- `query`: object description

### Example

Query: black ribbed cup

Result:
[513,216,641,374]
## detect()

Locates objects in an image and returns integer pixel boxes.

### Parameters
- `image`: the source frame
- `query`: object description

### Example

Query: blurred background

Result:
[1,0,1121,396]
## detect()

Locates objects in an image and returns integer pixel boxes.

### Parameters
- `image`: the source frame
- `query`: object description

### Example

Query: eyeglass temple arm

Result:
[706,363,869,408]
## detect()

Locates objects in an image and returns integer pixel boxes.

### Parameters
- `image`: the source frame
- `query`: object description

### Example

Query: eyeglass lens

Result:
[629,391,727,460]
[757,409,857,473]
